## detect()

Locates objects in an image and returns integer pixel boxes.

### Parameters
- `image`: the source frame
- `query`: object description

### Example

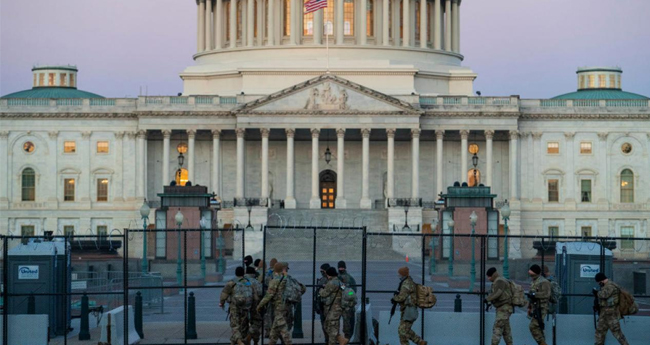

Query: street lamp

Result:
[199,216,209,280]
[447,219,455,277]
[471,153,479,186]
[429,217,439,274]
[176,142,187,186]
[175,209,184,288]
[139,199,151,273]
[501,200,511,279]
[324,130,332,165]
[402,201,411,232]
[469,210,478,292]
[246,200,255,232]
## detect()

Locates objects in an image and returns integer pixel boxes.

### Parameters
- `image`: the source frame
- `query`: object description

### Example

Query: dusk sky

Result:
[1,0,649,98]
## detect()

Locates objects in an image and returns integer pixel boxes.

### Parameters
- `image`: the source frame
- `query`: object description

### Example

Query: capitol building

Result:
[2,0,650,261]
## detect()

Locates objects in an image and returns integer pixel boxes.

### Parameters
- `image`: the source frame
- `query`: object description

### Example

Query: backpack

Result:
[341,286,358,311]
[414,284,437,309]
[548,278,562,305]
[508,280,528,308]
[283,276,304,304]
[232,278,254,310]
[616,285,639,316]
[249,276,263,300]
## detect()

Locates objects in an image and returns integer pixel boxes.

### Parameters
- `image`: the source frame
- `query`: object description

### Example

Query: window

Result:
[547,142,559,154]
[48,73,55,86]
[39,73,44,86]
[580,142,592,154]
[548,226,559,239]
[22,168,36,201]
[367,0,373,37]
[64,141,76,153]
[344,0,354,35]
[237,1,243,39]
[21,225,35,237]
[588,75,595,88]
[617,75,621,89]
[175,168,189,186]
[579,75,585,88]
[60,73,67,87]
[609,75,616,88]
[621,226,634,250]
[599,74,606,88]
[620,169,634,203]
[23,141,35,153]
[64,178,75,201]
[97,225,108,240]
[548,179,559,202]
[581,179,591,202]
[64,225,75,237]
[283,0,290,36]
[33,74,37,87]
[581,226,592,238]
[303,0,334,36]
[97,141,109,153]
[70,74,75,87]
[97,179,108,202]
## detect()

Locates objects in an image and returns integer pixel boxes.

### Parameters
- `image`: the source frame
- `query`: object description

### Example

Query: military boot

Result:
[418,341,428,345]
[337,334,349,345]
[237,340,246,345]
[244,335,252,345]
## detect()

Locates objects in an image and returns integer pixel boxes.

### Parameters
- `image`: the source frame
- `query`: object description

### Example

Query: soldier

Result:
[246,266,264,345]
[257,262,292,345]
[263,258,278,337]
[527,264,551,345]
[337,261,357,339]
[244,255,254,269]
[485,267,513,345]
[594,273,629,345]
[281,262,306,332]
[316,263,331,343]
[219,267,252,345]
[391,267,427,345]
[319,267,348,345]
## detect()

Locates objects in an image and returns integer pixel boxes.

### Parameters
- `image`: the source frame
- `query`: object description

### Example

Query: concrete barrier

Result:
[0,314,48,345]
[351,302,378,344]
[100,305,141,345]
[378,310,650,345]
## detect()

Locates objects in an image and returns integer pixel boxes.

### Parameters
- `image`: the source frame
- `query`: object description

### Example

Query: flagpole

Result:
[325,9,330,74]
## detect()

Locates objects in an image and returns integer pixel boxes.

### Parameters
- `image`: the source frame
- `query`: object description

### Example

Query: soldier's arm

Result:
[299,281,307,295]
[219,281,235,306]
[486,280,506,302]
[258,279,278,309]
[319,282,335,298]
[536,281,552,300]
[597,283,616,299]
[392,281,412,303]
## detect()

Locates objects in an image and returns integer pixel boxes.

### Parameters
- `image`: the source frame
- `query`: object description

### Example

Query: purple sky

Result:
[1,0,649,98]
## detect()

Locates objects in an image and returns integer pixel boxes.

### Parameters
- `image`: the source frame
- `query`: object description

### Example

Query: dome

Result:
[552,66,648,100]
[1,65,104,99]
[552,89,648,100]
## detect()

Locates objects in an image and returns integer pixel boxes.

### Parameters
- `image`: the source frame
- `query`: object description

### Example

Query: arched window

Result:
[22,168,36,201]
[176,168,189,186]
[620,169,634,203]
[467,169,481,187]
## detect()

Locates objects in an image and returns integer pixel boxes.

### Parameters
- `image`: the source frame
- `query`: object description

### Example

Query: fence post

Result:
[186,292,198,339]
[27,294,35,314]
[292,302,304,338]
[79,294,91,340]
[135,291,144,339]
[454,294,462,312]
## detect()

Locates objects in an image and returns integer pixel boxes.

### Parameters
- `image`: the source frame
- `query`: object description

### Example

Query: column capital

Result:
[459,129,470,140]
[126,131,138,139]
[532,132,543,140]
[336,128,346,138]
[411,128,421,138]
[509,130,519,140]
[520,131,532,138]
[311,128,320,138]
[564,132,575,140]
[260,128,271,138]
[235,128,246,138]
[361,128,371,138]
[386,128,396,138]
[186,129,197,138]
[285,128,296,138]
[81,131,93,140]
[161,129,172,138]
[48,131,59,139]
[597,132,609,141]
[136,130,147,139]
[435,129,445,140]
[114,131,125,140]
[484,130,495,140]
[0,131,8,139]
[211,129,222,138]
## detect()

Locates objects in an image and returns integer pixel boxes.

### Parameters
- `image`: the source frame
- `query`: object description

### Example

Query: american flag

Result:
[304,0,327,14]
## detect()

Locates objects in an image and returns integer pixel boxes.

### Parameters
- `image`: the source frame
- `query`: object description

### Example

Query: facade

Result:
[2,0,650,261]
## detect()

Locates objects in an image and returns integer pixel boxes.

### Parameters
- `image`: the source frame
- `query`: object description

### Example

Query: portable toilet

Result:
[555,241,612,315]
[7,239,71,336]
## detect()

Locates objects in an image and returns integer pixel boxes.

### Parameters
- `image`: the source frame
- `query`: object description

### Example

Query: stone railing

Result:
[419,96,519,109]
[520,99,650,109]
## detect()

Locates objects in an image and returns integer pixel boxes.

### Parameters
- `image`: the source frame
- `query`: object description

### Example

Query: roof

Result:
[1,87,104,99]
[552,89,648,100]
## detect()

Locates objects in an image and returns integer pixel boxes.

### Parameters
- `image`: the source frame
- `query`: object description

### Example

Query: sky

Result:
[1,0,649,98]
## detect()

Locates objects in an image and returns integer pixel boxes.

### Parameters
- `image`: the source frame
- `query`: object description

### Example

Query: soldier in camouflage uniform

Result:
[263,258,278,337]
[485,267,513,345]
[257,262,291,345]
[319,267,348,345]
[219,267,250,345]
[392,267,427,345]
[245,266,264,345]
[316,263,331,343]
[281,262,306,332]
[527,264,551,345]
[337,261,357,339]
[594,273,629,345]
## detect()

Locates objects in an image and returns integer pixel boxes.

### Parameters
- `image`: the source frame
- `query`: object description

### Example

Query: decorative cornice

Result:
[311,128,320,138]
[235,128,246,138]
[114,131,125,140]
[509,130,520,140]
[81,131,92,139]
[386,128,396,138]
[236,110,419,116]
[211,129,222,138]
[361,128,371,138]
[411,128,421,138]
[532,132,543,140]
[520,113,650,120]
[597,132,609,141]
[337,128,346,138]
[161,129,172,138]
[0,113,138,119]
[285,128,296,138]
[484,130,495,140]
[435,129,445,139]
[260,128,270,138]
[422,111,520,118]
[126,131,137,139]
[48,131,59,139]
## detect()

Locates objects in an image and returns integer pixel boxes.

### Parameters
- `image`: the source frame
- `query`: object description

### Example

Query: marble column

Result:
[0,131,9,205]
[310,129,321,209]
[360,0,367,45]
[336,129,347,208]
[336,0,344,44]
[261,128,270,200]
[198,0,206,52]
[241,1,247,46]
[187,130,196,183]
[247,0,255,46]
[444,0,451,51]
[392,0,400,46]
[460,130,469,183]
[136,130,146,199]
[433,0,441,49]
[285,129,296,209]
[452,0,459,52]
[565,132,575,203]
[236,128,246,199]
[386,129,396,200]
[206,0,213,50]
[597,132,608,203]
[257,0,264,46]
[402,0,410,46]
[125,132,137,201]
[485,130,494,187]
[230,0,237,48]
[162,130,171,189]
[113,132,124,202]
[436,130,444,197]
[289,0,297,44]
[216,0,223,48]
[314,8,323,45]
[526,132,533,201]
[532,132,542,201]
[267,0,275,45]
[212,129,221,195]
[360,128,372,209]
[420,0,427,48]
[411,129,421,198]
[509,130,519,200]
[382,0,390,46]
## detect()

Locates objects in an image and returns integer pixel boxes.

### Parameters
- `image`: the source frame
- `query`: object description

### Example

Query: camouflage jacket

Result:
[319,277,343,318]
[597,281,620,308]
[245,273,263,305]
[393,276,416,312]
[220,277,248,306]
[338,271,357,293]
[530,275,551,309]
[487,273,511,308]
[258,275,287,314]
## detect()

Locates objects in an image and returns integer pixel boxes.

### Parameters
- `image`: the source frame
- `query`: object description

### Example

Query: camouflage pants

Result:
[319,311,329,343]
[269,310,292,345]
[342,308,355,339]
[528,308,547,345]
[398,319,422,345]
[249,308,263,344]
[229,308,250,343]
[285,303,295,331]
[595,307,629,345]
[325,318,342,345]
[491,305,513,345]
[264,308,274,337]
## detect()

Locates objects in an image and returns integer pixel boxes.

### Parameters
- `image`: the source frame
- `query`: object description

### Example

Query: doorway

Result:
[319,170,337,209]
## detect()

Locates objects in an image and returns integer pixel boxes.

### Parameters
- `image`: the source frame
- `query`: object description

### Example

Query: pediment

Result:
[234,74,420,115]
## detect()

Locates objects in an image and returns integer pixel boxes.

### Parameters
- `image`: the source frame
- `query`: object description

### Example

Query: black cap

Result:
[244,255,253,266]
[254,259,261,267]
[235,266,245,277]
[246,266,256,275]
[326,267,338,277]
[529,264,541,275]
[338,261,346,269]
[320,263,330,270]
[486,267,497,277]
[595,273,607,282]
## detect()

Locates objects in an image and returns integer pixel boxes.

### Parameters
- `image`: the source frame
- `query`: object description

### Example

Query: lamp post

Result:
[471,153,479,186]
[199,216,209,280]
[501,200,511,279]
[402,202,411,232]
[469,210,478,292]
[175,209,184,288]
[429,217,438,274]
[448,219,455,277]
[176,142,187,185]
[246,200,255,232]
[139,199,151,273]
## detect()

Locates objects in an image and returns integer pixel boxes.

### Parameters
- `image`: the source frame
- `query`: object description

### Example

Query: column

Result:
[360,128,372,209]
[526,132,533,201]
[509,130,519,200]
[289,0,297,44]
[314,8,323,45]
[433,0,441,49]
[247,0,255,46]
[382,0,390,46]
[212,129,221,195]
[375,0,382,45]
[565,132,575,202]
[0,131,9,204]
[532,132,542,201]
[125,132,137,201]
[242,1,247,46]
[392,0,400,46]
[136,130,146,199]
[310,129,321,209]
[198,0,206,52]
[235,128,246,198]
[216,0,223,48]
[444,0,451,51]
[187,130,196,183]
[113,132,124,202]
[436,130,444,197]
[285,129,296,208]
[230,0,237,47]
[386,129,396,200]
[402,0,410,47]
[162,130,171,189]
[597,132,608,202]
[452,0,459,52]
[335,129,347,208]
[460,130,469,183]
[336,0,344,44]
[419,0,427,48]
[411,129,421,198]
[261,129,270,199]
[206,0,213,50]
[267,0,275,45]
[485,130,494,187]
[360,0,367,45]
[257,0,264,46]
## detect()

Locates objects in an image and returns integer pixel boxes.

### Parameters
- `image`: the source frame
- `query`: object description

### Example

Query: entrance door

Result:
[319,170,337,209]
